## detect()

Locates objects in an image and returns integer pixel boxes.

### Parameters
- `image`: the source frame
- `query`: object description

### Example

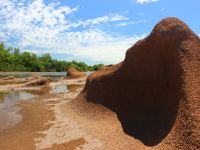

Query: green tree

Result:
[0,42,104,72]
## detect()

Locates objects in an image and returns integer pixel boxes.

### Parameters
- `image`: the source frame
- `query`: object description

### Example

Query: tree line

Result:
[0,42,103,72]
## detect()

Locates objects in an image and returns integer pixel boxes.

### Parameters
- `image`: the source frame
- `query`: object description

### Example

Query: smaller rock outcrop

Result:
[66,67,86,78]
[26,74,41,81]
[23,78,49,87]
[0,76,26,85]
[0,76,17,80]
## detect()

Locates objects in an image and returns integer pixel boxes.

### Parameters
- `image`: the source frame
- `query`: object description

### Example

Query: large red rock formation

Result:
[83,17,200,149]
[66,67,86,78]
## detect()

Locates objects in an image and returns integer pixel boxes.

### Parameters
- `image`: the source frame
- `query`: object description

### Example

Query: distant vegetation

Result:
[0,42,103,72]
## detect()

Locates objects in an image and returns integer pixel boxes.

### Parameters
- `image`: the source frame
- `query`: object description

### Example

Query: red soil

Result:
[83,17,200,149]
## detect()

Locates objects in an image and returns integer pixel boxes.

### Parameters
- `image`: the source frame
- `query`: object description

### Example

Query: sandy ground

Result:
[0,77,108,150]
[0,77,149,150]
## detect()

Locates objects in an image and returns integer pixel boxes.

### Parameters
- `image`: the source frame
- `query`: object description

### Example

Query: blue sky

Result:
[0,0,199,65]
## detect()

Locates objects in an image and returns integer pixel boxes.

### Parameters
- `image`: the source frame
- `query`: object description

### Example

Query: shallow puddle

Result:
[0,84,71,130]
[50,84,68,94]
[0,83,83,130]
[0,91,37,130]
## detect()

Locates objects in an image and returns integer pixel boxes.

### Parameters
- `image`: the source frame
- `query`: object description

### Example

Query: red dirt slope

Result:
[83,17,200,149]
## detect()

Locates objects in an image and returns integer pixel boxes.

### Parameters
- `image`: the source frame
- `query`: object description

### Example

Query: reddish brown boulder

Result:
[83,17,200,149]
[66,67,86,78]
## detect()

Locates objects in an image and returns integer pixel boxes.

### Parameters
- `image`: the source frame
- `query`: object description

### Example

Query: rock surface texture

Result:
[83,17,200,149]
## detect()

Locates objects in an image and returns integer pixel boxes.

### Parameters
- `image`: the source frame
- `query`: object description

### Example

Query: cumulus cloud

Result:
[134,0,158,5]
[0,0,146,64]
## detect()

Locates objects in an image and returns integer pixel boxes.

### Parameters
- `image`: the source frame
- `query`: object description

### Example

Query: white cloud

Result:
[0,0,146,64]
[65,33,146,63]
[116,20,147,27]
[64,14,128,29]
[21,29,146,64]
[134,0,158,5]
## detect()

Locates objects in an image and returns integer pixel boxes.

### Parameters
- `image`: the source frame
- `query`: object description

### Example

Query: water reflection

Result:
[50,84,68,94]
[0,84,69,130]
[0,72,66,82]
[0,71,91,81]
[0,72,66,78]
[0,91,37,129]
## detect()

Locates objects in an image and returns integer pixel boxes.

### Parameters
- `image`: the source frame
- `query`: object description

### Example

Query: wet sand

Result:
[0,77,141,150]
[0,78,89,150]
[0,94,54,150]
[0,77,150,150]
